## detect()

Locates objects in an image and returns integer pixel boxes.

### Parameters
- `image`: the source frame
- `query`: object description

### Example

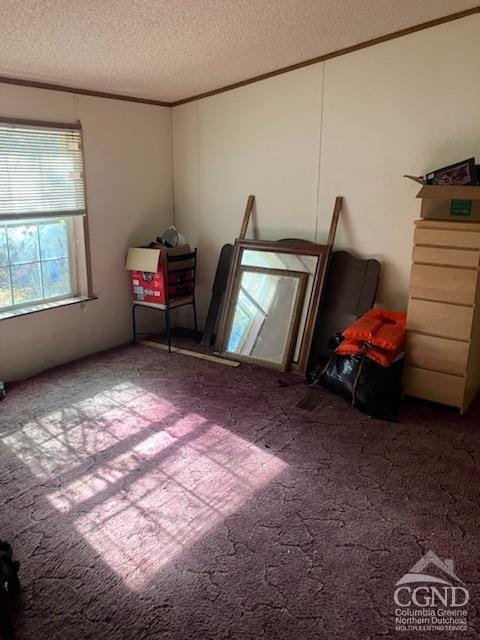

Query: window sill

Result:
[0,295,97,321]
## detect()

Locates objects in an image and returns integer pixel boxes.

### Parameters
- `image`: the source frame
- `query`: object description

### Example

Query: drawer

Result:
[406,299,474,340]
[403,365,465,408]
[415,227,480,249]
[410,264,478,305]
[412,245,480,269]
[405,333,469,376]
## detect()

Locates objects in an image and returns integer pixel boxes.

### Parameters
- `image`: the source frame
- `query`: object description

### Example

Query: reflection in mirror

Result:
[241,249,317,361]
[241,249,317,274]
[223,266,307,370]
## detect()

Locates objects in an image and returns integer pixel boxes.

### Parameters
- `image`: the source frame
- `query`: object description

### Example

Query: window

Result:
[0,118,91,316]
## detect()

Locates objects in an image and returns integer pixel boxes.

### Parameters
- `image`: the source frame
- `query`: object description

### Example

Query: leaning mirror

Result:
[221,266,308,370]
[217,239,331,373]
[240,248,319,366]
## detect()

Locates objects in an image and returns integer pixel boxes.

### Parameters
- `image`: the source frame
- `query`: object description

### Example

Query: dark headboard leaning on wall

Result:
[309,250,381,367]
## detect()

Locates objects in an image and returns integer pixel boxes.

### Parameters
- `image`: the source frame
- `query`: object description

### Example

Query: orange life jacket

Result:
[335,308,406,367]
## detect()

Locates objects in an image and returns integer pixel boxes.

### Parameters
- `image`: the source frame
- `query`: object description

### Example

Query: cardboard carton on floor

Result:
[417,185,480,222]
[125,244,192,304]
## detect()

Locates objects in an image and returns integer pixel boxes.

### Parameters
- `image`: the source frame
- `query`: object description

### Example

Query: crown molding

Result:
[1,6,478,108]
[0,75,170,107]
[171,6,480,106]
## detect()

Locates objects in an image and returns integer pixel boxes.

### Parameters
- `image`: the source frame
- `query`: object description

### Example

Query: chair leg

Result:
[192,297,199,342]
[165,307,172,353]
[132,305,137,344]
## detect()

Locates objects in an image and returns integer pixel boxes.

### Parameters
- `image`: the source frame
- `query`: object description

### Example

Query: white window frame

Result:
[0,117,93,318]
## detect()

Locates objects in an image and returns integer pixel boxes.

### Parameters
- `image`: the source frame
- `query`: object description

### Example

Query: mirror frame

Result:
[220,265,308,371]
[216,239,331,373]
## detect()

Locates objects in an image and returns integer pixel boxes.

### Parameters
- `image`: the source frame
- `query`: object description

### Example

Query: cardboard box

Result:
[417,185,480,221]
[125,244,193,304]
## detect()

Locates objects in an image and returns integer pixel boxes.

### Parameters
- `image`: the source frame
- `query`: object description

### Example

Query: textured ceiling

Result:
[0,0,478,103]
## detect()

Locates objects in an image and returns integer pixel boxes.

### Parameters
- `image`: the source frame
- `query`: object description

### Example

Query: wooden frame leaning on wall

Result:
[215,239,331,374]
[220,265,308,371]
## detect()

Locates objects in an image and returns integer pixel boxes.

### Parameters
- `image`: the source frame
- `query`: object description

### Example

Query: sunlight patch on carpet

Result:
[62,416,285,590]
[2,382,287,591]
[1,382,175,479]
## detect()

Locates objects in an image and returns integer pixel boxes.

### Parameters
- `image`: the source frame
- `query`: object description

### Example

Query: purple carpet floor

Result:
[0,344,479,639]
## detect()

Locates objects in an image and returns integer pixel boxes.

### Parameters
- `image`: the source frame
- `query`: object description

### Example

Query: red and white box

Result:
[125,244,193,305]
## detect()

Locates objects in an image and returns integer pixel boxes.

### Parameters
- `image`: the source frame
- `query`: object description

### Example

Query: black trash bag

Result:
[353,356,404,421]
[0,540,20,640]
[316,353,403,421]
[306,333,345,383]
[317,353,362,402]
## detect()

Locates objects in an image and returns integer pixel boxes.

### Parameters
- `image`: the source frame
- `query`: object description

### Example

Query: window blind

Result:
[0,119,86,221]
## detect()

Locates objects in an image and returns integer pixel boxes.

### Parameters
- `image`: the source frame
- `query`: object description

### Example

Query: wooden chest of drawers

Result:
[404,219,480,413]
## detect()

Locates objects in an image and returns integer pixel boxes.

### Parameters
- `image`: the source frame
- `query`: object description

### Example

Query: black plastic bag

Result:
[316,352,403,421]
[353,356,403,421]
[306,333,345,383]
[0,540,20,640]
[317,353,362,402]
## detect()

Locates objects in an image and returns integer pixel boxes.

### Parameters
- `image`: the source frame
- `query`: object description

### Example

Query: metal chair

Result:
[132,248,198,352]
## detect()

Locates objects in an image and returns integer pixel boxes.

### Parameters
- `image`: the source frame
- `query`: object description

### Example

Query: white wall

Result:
[2,14,479,379]
[172,14,480,320]
[173,65,323,319]
[0,84,173,380]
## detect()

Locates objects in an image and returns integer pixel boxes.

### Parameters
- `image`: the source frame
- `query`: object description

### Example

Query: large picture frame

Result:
[216,239,332,373]
[220,265,308,371]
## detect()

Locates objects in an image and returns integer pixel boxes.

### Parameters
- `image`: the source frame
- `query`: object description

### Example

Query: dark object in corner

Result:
[308,250,381,372]
[0,541,20,640]
[315,349,403,421]
[201,244,234,346]
[354,356,403,420]
[0,382,6,401]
